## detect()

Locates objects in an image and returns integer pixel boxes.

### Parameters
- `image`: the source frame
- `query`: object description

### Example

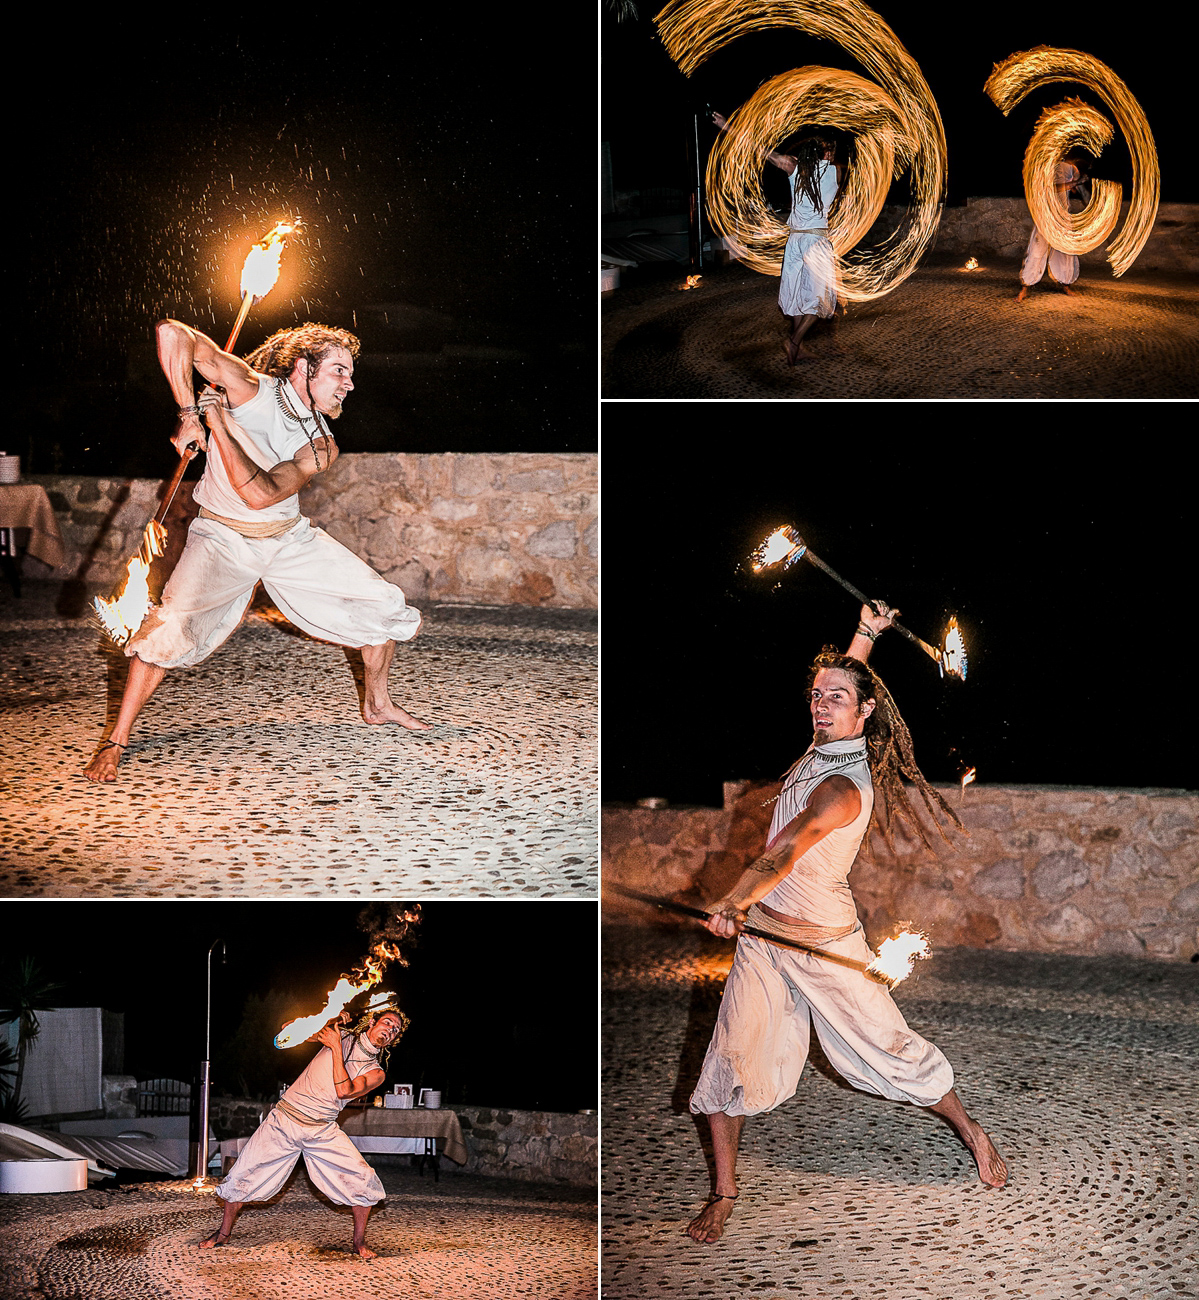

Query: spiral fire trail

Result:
[656,0,946,302]
[984,47,1159,277]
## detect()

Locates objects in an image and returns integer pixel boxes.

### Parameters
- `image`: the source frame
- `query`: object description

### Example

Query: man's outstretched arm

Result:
[155,319,261,456]
[847,601,896,662]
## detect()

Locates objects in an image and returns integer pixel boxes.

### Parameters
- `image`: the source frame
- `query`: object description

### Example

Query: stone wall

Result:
[603,781,1199,961]
[21,451,597,609]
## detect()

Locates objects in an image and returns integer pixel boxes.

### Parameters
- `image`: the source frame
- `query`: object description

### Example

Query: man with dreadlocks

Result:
[686,602,1006,1246]
[84,319,427,782]
[199,1005,407,1258]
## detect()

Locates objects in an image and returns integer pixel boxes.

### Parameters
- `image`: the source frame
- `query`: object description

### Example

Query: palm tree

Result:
[0,957,64,1116]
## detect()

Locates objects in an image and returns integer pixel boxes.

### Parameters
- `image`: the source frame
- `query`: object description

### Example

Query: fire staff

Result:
[84,320,429,782]
[686,603,1007,1246]
[200,1008,407,1258]
[1017,155,1089,301]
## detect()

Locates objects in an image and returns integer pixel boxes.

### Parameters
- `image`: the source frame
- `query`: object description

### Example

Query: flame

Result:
[866,929,930,985]
[679,274,704,290]
[985,48,1159,277]
[960,766,977,791]
[658,0,947,302]
[93,520,166,644]
[940,616,968,680]
[964,257,979,270]
[274,940,402,1049]
[751,525,806,572]
[240,220,298,300]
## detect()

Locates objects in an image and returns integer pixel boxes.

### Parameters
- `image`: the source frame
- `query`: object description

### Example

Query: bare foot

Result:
[687,1193,737,1243]
[960,1122,1008,1188]
[352,1241,377,1259]
[1061,283,1078,296]
[83,740,125,782]
[1016,286,1029,302]
[362,702,432,730]
[198,1230,230,1248]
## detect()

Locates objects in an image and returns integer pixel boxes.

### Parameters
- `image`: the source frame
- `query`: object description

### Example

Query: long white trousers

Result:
[216,1107,385,1206]
[778,231,838,319]
[1020,224,1079,287]
[690,930,954,1117]
[127,515,422,668]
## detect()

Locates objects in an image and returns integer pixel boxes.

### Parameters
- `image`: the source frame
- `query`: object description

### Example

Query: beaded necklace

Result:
[275,379,334,471]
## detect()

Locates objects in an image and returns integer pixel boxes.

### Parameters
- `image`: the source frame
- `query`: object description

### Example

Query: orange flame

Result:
[866,930,930,985]
[940,616,968,680]
[961,766,977,791]
[751,525,806,572]
[964,257,980,270]
[240,221,298,300]
[678,274,703,290]
[93,520,166,644]
[274,941,402,1049]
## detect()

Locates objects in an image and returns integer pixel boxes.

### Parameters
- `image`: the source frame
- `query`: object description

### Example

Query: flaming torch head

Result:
[865,929,930,987]
[273,938,402,1049]
[752,525,807,573]
[240,220,299,303]
[92,520,167,644]
[939,616,968,680]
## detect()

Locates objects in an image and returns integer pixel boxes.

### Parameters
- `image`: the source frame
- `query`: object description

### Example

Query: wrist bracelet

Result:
[856,623,878,641]
[178,405,201,418]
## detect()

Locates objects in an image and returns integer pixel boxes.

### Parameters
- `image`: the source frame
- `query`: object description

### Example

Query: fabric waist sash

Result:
[786,227,828,235]
[198,507,301,538]
[274,1097,331,1127]
[747,902,858,946]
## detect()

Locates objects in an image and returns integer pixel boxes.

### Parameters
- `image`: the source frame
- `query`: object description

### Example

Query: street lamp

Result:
[190,938,225,1191]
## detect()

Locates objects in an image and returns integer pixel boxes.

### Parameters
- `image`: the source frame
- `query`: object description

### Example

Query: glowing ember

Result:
[274,941,402,1049]
[866,930,930,985]
[751,525,807,572]
[658,0,947,302]
[240,220,298,300]
[964,257,979,270]
[940,616,968,680]
[93,520,166,644]
[679,274,704,290]
[985,48,1159,277]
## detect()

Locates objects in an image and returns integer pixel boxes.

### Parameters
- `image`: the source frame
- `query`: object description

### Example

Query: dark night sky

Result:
[14,16,593,473]
[603,3,1190,207]
[1,901,596,1114]
[599,418,1192,807]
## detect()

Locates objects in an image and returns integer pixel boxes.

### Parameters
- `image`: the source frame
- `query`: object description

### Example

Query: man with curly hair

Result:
[200,1007,407,1257]
[85,320,427,782]
[686,603,1006,1246]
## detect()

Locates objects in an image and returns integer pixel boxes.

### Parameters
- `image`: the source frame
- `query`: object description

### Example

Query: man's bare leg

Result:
[83,655,168,782]
[687,1111,743,1244]
[351,1204,376,1258]
[785,314,819,365]
[925,1088,1008,1188]
[360,640,431,730]
[198,1199,244,1246]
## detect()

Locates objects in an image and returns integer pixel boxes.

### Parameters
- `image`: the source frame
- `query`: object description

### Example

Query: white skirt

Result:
[127,515,422,668]
[778,230,838,319]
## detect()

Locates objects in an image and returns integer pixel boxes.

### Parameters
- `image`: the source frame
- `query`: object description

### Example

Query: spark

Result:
[984,47,1159,277]
[656,0,946,301]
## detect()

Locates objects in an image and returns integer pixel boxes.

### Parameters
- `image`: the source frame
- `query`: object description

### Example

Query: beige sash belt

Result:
[198,507,300,539]
[747,902,858,946]
[274,1098,330,1127]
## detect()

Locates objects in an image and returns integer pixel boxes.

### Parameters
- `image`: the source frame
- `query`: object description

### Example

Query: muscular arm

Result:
[847,600,896,662]
[314,1027,385,1101]
[704,775,862,935]
[156,319,261,456]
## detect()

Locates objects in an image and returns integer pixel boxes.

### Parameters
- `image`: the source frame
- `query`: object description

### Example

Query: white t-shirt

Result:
[281,1032,382,1122]
[787,160,839,232]
[192,377,325,523]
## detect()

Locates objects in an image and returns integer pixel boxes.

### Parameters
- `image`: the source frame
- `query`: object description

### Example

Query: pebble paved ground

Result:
[602,924,1199,1300]
[0,583,596,896]
[601,256,1199,398]
[0,1163,597,1300]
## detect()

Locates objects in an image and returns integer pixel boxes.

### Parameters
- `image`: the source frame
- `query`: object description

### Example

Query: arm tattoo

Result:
[748,854,779,875]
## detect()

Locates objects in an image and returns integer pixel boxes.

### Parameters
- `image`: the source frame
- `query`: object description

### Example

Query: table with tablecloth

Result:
[0,483,65,569]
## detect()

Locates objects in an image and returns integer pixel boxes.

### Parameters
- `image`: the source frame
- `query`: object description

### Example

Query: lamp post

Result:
[191,938,225,1190]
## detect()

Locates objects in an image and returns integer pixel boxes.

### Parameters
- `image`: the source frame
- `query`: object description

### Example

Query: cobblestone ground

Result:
[601,257,1199,398]
[0,1164,597,1300]
[0,583,596,896]
[602,925,1199,1300]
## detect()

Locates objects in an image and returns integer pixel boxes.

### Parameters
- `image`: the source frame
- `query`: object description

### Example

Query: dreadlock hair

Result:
[807,646,966,854]
[789,133,835,217]
[345,1006,409,1075]
[244,323,360,380]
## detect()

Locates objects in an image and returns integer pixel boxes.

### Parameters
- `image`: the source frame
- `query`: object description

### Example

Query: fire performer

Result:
[1016,154,1089,302]
[84,320,428,782]
[713,114,844,366]
[199,1006,407,1258]
[686,602,1007,1246]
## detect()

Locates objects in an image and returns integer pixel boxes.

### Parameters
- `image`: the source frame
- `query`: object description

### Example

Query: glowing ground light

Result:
[985,48,1159,277]
[678,274,704,290]
[866,930,930,984]
[963,257,980,270]
[656,0,947,302]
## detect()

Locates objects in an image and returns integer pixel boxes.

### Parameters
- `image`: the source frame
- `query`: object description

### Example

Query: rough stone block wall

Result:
[450,1105,597,1187]
[21,451,597,610]
[209,1096,268,1141]
[603,782,1199,961]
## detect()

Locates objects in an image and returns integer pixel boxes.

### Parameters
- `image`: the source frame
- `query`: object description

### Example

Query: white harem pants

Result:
[216,1106,385,1206]
[690,929,954,1117]
[127,515,422,669]
[778,230,837,319]
[1020,224,1079,287]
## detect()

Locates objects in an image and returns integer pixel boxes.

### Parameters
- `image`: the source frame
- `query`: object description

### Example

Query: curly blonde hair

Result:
[244,323,360,378]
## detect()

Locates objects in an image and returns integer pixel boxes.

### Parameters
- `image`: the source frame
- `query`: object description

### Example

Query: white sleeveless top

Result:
[787,160,839,232]
[191,377,323,523]
[281,1032,382,1122]
[759,735,873,927]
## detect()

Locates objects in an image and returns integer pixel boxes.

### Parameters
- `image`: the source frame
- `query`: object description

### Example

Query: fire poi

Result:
[93,219,301,645]
[751,524,968,680]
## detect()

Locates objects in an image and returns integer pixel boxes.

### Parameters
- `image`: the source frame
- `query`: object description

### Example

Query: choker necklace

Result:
[275,380,333,471]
